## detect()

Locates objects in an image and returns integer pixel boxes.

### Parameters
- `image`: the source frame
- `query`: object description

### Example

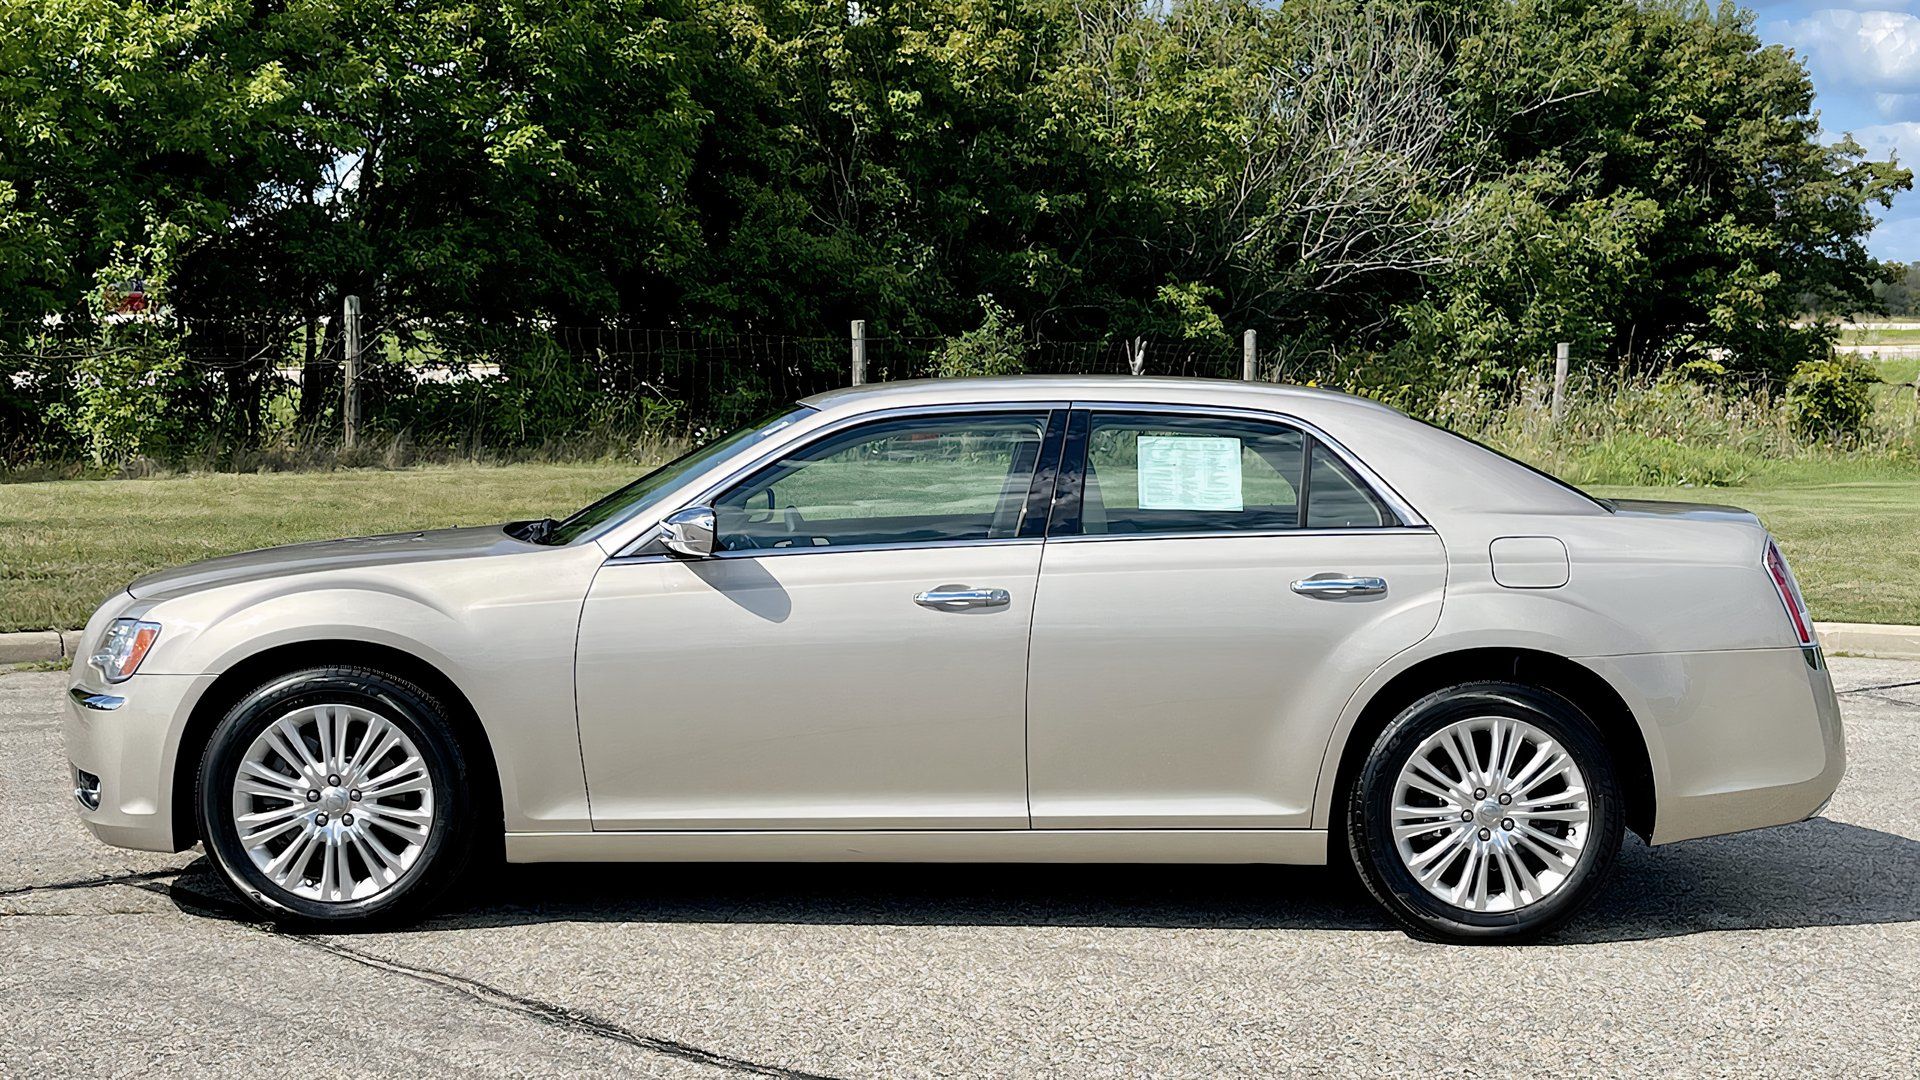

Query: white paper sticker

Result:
[1137,435,1242,511]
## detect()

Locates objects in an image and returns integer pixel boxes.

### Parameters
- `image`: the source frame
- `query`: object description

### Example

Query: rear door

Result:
[1024,406,1446,830]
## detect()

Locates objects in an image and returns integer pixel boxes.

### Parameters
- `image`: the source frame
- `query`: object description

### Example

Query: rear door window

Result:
[1065,411,1395,536]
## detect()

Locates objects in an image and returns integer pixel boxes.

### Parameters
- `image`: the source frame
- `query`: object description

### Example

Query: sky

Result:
[1759,1,1920,260]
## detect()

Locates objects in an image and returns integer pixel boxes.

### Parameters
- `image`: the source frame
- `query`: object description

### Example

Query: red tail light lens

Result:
[1764,540,1814,647]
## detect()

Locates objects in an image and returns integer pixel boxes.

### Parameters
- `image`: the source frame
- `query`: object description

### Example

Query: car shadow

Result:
[163,816,1919,945]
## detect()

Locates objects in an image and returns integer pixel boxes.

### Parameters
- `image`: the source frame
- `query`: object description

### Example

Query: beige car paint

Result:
[64,376,1845,864]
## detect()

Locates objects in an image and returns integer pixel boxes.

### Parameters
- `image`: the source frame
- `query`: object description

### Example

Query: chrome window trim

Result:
[1043,525,1436,546]
[610,402,1072,558]
[604,536,1044,567]
[1066,400,1427,529]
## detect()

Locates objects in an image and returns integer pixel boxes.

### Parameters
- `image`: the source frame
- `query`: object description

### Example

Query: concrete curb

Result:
[6,622,1920,665]
[0,629,79,665]
[1815,622,1920,661]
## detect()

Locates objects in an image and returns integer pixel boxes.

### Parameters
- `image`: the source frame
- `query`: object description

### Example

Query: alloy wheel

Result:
[1389,715,1591,913]
[229,703,437,903]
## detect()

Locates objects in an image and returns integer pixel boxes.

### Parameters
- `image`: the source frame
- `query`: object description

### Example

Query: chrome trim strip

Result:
[68,686,125,712]
[1044,525,1435,545]
[1066,399,1427,528]
[605,536,1044,566]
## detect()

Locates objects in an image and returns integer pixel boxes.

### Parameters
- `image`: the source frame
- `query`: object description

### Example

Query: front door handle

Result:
[1290,574,1388,598]
[914,585,1011,610]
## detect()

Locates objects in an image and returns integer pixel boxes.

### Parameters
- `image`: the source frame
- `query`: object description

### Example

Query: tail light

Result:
[1764,539,1815,647]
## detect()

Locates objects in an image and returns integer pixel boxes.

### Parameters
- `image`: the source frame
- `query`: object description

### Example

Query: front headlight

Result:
[92,619,161,683]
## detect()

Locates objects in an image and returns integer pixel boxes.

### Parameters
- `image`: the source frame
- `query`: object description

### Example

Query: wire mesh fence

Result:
[1,314,1348,466]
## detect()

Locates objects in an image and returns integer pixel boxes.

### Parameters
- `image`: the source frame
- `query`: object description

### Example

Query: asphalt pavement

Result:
[4,658,1917,1077]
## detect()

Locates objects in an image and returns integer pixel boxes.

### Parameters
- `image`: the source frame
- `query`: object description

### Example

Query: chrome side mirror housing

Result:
[661,505,716,558]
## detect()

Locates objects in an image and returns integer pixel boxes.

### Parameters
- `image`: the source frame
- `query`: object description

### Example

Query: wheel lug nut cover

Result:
[1477,827,1491,841]
[1498,793,1511,805]
[328,774,340,785]
[1460,810,1473,821]
[349,790,361,801]
[1502,818,1514,830]
[315,813,327,825]
[306,790,319,802]
[342,813,353,825]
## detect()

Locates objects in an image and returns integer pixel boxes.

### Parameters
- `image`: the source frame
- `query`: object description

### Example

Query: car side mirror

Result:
[661,506,716,558]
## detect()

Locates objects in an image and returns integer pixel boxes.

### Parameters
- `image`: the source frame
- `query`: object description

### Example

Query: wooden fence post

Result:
[342,295,362,448]
[1552,341,1570,423]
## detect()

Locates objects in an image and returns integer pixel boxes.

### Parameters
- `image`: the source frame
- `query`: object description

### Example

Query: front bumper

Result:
[1580,646,1847,845]
[62,671,212,853]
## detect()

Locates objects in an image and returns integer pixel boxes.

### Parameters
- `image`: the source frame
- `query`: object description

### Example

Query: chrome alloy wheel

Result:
[1390,715,1591,914]
[230,704,436,903]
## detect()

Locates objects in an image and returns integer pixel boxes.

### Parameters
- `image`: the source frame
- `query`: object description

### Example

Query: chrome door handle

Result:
[1290,575,1387,598]
[914,585,1011,610]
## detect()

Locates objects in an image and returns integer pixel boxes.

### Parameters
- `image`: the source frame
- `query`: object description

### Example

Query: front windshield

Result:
[542,404,814,544]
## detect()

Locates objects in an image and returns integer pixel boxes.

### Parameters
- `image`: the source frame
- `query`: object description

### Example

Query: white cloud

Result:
[1867,212,1920,260]
[1851,120,1920,161]
[1874,91,1920,117]
[1774,10,1920,92]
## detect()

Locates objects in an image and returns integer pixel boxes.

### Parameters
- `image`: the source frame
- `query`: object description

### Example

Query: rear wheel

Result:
[196,666,475,925]
[1347,681,1622,942]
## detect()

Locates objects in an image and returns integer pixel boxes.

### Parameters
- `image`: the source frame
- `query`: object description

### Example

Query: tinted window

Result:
[715,412,1051,551]
[1075,411,1396,536]
[1081,413,1305,535]
[1305,442,1393,528]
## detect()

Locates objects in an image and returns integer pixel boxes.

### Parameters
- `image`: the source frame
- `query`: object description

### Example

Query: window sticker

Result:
[1136,435,1243,511]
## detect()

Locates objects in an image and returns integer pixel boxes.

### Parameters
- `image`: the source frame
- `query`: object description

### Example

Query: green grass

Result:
[2,459,1917,632]
[1843,326,1920,346]
[0,464,634,633]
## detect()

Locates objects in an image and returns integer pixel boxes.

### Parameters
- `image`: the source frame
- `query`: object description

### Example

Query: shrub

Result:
[1560,434,1755,487]
[1785,356,1876,442]
[931,296,1024,378]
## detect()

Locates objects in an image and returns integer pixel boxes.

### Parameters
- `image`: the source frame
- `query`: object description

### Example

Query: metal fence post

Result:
[342,295,362,448]
[1551,341,1570,423]
[1242,329,1257,381]
[850,319,866,385]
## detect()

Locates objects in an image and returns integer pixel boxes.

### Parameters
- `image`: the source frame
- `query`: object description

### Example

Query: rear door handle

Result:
[914,585,1011,610]
[1290,574,1387,598]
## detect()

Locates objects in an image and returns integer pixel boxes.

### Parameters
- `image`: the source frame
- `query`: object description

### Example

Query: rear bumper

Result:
[62,672,211,853]
[1579,646,1846,845]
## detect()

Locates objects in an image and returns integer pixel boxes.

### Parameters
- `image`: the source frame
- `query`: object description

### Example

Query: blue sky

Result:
[1758,1,1920,259]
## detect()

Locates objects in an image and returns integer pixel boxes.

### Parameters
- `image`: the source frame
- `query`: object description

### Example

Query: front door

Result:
[1025,407,1447,830]
[575,408,1061,830]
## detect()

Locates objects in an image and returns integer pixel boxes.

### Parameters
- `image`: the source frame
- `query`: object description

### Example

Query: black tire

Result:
[1346,681,1623,943]
[196,665,475,926]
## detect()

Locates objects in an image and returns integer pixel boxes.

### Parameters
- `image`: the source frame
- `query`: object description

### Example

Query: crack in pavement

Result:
[1837,678,1920,696]
[0,866,183,898]
[125,879,847,1080]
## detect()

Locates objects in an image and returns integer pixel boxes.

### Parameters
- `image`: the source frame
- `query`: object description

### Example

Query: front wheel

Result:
[196,666,476,925]
[1347,682,1623,943]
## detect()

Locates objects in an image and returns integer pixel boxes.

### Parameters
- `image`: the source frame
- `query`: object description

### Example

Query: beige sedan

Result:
[64,377,1845,941]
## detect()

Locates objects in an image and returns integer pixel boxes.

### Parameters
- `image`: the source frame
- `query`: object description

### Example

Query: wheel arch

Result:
[170,639,503,853]
[1326,647,1657,844]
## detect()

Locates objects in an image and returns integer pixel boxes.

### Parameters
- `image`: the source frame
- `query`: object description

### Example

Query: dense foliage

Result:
[0,0,1910,463]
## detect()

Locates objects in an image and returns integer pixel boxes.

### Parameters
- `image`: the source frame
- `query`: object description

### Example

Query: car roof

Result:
[799,375,1404,416]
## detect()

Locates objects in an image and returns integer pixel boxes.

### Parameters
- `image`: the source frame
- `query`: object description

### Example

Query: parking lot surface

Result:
[4,658,1918,1077]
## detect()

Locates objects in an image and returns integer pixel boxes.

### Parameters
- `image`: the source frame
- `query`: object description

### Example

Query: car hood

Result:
[128,525,529,600]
